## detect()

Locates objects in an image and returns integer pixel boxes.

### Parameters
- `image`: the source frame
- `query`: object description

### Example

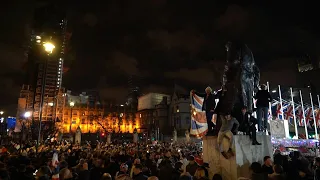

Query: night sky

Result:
[1,1,320,114]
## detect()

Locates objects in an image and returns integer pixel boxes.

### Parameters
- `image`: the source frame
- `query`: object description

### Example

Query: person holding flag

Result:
[192,86,217,135]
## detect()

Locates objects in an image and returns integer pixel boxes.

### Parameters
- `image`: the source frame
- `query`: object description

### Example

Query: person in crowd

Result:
[59,161,73,180]
[179,172,193,180]
[132,164,148,180]
[158,159,173,180]
[200,163,209,178]
[36,166,50,180]
[90,159,104,180]
[192,87,217,135]
[255,84,272,132]
[314,157,320,180]
[268,164,285,180]
[217,113,239,159]
[250,162,267,180]
[287,151,303,180]
[172,162,183,180]
[78,162,90,180]
[262,156,273,175]
[116,163,129,178]
[130,159,141,178]
[238,106,261,145]
[186,155,199,176]
[180,154,188,173]
[194,168,207,180]
[273,150,288,172]
[101,173,112,180]
[107,156,120,178]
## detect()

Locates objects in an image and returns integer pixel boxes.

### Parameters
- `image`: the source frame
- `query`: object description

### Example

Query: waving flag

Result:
[274,102,289,120]
[190,93,208,137]
[284,105,294,124]
[315,109,320,127]
[305,107,313,127]
[296,107,304,126]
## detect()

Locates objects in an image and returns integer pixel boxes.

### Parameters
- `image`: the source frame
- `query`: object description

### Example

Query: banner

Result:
[189,93,216,137]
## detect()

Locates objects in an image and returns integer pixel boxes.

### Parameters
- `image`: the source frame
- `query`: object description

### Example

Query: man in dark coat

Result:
[255,84,272,131]
[238,106,261,145]
[192,86,217,134]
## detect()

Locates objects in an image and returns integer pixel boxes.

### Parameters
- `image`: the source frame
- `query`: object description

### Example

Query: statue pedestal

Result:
[202,135,272,180]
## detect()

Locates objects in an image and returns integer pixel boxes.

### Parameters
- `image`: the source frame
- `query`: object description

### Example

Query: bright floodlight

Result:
[272,90,277,93]
[70,101,75,107]
[120,104,124,107]
[0,111,3,115]
[24,112,31,118]
[48,102,54,106]
[43,42,55,54]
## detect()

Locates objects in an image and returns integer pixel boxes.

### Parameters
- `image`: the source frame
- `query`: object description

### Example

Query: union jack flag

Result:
[305,107,313,127]
[315,109,320,127]
[275,102,289,120]
[296,106,304,126]
[284,105,294,124]
[190,93,208,137]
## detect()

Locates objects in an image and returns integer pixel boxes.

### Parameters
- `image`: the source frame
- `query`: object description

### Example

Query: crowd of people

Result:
[0,141,210,180]
[249,150,320,180]
[0,138,320,180]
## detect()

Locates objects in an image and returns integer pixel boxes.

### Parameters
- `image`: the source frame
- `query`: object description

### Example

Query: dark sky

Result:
[1,1,320,114]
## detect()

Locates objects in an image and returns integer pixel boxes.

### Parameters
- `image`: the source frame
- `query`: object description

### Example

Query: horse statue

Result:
[215,41,260,116]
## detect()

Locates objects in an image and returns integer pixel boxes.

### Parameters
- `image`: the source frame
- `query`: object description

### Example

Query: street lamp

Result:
[43,42,55,54]
[69,102,75,133]
[24,112,32,118]
[37,41,55,153]
[0,111,3,115]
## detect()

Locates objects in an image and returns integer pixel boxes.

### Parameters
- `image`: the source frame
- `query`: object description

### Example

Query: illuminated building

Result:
[54,90,141,134]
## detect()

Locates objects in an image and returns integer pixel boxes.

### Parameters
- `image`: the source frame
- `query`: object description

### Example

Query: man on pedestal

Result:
[217,113,239,159]
[238,106,261,145]
[255,84,272,132]
[192,87,216,135]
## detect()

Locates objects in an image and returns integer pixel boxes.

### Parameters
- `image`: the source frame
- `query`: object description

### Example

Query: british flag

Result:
[296,106,304,126]
[275,102,289,120]
[305,107,313,127]
[315,109,320,127]
[190,93,208,137]
[284,105,294,124]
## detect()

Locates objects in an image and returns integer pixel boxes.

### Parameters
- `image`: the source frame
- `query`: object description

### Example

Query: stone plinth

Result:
[202,135,272,180]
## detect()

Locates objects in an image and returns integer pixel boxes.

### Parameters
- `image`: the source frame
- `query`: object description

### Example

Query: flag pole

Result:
[299,90,308,139]
[267,82,272,119]
[278,85,284,119]
[310,93,318,139]
[290,88,298,138]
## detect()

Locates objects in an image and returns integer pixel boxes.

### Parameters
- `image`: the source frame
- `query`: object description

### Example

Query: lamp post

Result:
[37,42,55,151]
[69,101,75,133]
[22,111,32,142]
